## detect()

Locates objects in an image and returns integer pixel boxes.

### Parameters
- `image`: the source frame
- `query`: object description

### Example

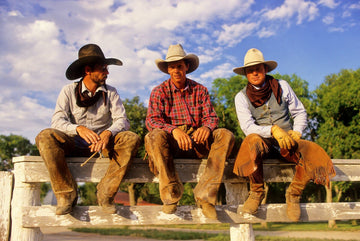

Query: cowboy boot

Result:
[240,164,265,215]
[197,200,217,220]
[55,190,78,215]
[97,191,116,214]
[286,163,310,221]
[162,203,178,214]
[242,182,265,214]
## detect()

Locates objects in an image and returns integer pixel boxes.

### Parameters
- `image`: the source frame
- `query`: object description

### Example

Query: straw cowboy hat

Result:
[155,44,199,74]
[233,48,277,76]
[66,44,123,80]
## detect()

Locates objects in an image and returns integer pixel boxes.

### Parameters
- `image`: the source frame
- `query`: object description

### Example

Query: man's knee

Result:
[213,128,235,144]
[145,129,168,146]
[114,131,141,149]
[35,128,66,148]
[243,133,264,145]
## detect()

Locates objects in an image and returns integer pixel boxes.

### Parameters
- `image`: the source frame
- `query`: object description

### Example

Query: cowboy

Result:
[36,44,140,215]
[232,48,335,221]
[145,44,235,219]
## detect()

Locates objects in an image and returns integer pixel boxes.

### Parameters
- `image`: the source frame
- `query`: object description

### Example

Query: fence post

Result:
[0,171,13,241]
[225,182,255,241]
[326,182,336,228]
[11,161,43,241]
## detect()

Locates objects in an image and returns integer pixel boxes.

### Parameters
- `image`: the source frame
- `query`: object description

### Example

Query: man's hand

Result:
[76,125,100,145]
[288,130,301,141]
[271,125,296,150]
[172,128,193,151]
[89,130,112,152]
[192,126,210,144]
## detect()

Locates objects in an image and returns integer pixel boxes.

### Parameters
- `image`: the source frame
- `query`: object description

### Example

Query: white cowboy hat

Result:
[155,44,199,74]
[233,48,277,75]
[66,44,123,80]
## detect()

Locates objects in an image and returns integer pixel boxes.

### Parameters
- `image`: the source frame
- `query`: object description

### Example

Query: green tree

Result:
[79,182,98,205]
[312,68,360,212]
[119,96,149,204]
[314,68,360,159]
[211,75,247,140]
[123,96,148,158]
[0,134,38,171]
[211,75,247,156]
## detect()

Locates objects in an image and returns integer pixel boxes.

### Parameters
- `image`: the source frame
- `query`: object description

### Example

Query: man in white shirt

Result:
[36,44,140,215]
[233,48,335,221]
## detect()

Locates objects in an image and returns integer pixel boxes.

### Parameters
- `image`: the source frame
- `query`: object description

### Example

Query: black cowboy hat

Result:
[65,44,123,80]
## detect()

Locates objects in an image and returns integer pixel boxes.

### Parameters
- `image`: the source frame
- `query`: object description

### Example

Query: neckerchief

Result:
[75,80,107,107]
[246,75,282,108]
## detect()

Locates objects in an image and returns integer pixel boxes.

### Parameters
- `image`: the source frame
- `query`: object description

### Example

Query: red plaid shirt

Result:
[146,78,219,133]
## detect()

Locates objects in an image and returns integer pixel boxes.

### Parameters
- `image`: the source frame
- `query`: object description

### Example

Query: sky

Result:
[0,0,359,143]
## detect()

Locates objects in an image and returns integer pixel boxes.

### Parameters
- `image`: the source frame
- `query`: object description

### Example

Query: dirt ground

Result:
[41,227,360,241]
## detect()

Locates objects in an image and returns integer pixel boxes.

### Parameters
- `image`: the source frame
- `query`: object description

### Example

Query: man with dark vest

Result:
[36,44,140,215]
[232,48,335,221]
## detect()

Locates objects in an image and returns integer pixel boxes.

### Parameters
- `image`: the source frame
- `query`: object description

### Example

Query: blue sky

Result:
[0,0,359,143]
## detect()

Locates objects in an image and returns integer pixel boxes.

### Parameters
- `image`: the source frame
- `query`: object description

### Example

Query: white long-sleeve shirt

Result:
[51,81,130,136]
[235,79,307,138]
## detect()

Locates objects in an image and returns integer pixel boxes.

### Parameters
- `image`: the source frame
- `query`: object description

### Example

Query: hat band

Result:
[166,54,186,61]
[245,60,264,66]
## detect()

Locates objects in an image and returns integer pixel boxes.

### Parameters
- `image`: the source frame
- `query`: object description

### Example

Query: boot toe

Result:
[55,192,77,215]
[201,203,217,220]
[101,204,117,214]
[162,204,177,214]
[241,191,265,215]
[56,205,73,215]
[162,203,177,214]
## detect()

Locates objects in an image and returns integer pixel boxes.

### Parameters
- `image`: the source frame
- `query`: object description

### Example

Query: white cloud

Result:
[318,0,340,9]
[322,14,334,24]
[263,0,319,24]
[0,95,53,142]
[199,63,233,82]
[328,26,345,32]
[349,3,360,9]
[217,22,258,47]
[197,47,223,64]
[257,27,276,38]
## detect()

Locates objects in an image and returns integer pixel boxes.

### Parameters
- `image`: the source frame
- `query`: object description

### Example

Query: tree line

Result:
[1,67,359,206]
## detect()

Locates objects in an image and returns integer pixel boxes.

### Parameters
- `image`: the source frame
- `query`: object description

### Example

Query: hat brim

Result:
[66,56,123,80]
[155,54,199,74]
[233,60,277,75]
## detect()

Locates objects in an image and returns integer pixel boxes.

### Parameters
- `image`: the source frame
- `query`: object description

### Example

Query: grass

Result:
[72,221,360,241]
[72,227,226,240]
[113,220,359,232]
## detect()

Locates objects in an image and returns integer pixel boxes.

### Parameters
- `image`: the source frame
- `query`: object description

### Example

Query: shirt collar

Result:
[169,78,192,93]
[81,81,107,96]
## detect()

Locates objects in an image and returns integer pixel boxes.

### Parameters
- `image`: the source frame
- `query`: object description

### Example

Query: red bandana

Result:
[246,75,282,108]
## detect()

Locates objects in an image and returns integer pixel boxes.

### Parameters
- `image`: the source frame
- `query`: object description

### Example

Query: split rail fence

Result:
[1,156,360,240]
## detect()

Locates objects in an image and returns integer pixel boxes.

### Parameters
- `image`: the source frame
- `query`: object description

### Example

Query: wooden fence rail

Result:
[1,156,359,241]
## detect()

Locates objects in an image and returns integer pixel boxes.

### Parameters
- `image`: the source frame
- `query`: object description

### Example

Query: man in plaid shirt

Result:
[145,44,235,219]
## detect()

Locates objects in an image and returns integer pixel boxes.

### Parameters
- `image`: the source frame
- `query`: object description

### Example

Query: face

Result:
[167,60,189,89]
[87,64,109,86]
[245,63,268,87]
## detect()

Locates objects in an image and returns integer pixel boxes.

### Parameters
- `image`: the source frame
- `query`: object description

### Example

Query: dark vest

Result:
[242,87,292,131]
